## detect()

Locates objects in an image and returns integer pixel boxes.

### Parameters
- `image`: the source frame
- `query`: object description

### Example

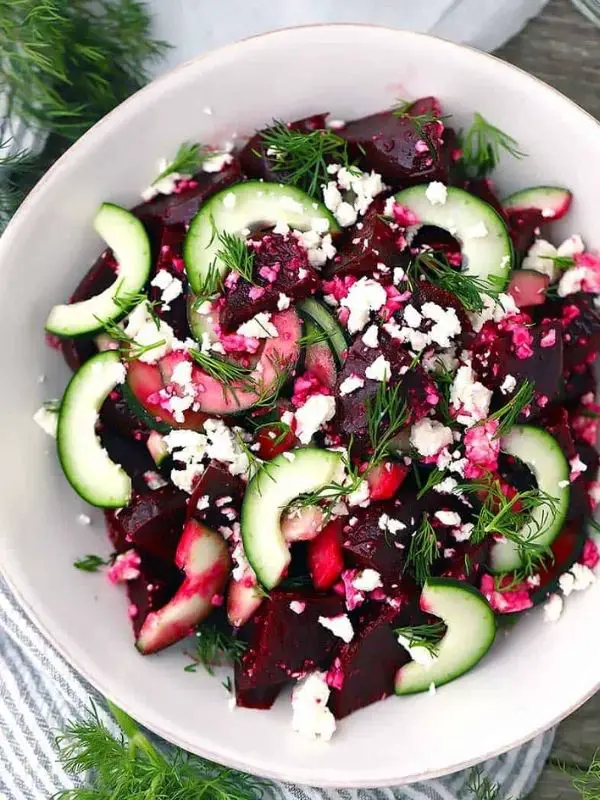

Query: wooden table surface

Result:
[494,3,600,796]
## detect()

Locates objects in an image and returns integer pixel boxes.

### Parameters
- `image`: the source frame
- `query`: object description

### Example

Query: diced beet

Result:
[105,485,188,562]
[472,320,563,417]
[235,589,345,701]
[411,279,473,341]
[561,367,596,408]
[219,232,317,331]
[545,293,600,373]
[126,554,183,639]
[438,539,490,584]
[307,519,345,590]
[327,198,397,279]
[132,159,243,229]
[335,330,438,453]
[99,430,156,493]
[234,681,283,710]
[529,520,586,603]
[365,461,409,501]
[239,114,329,181]
[508,270,550,307]
[100,388,149,440]
[506,209,545,260]
[148,224,189,339]
[463,178,506,219]
[340,99,449,187]
[186,460,245,530]
[328,602,410,719]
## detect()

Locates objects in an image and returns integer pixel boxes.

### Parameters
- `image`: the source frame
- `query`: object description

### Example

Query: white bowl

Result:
[1,24,600,789]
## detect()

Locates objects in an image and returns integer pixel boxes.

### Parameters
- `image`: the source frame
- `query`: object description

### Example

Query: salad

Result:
[37,95,600,741]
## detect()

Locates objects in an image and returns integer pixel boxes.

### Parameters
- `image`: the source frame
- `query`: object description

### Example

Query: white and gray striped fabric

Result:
[0,577,553,800]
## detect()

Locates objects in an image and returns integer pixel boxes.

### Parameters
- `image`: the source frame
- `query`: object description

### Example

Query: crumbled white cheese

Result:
[340,277,387,334]
[277,293,291,311]
[352,569,383,592]
[326,119,346,130]
[170,359,193,388]
[421,302,462,348]
[361,324,379,349]
[468,293,519,333]
[33,406,58,438]
[410,419,454,457]
[425,181,447,205]
[558,266,591,298]
[339,374,365,396]
[151,270,183,310]
[365,355,391,382]
[202,152,234,173]
[204,419,252,477]
[291,672,336,742]
[237,312,278,339]
[378,513,406,534]
[568,563,596,592]
[450,363,492,426]
[543,593,564,623]
[289,600,306,615]
[141,156,188,200]
[318,614,354,643]
[324,165,385,221]
[280,195,305,214]
[335,201,358,227]
[453,522,474,542]
[404,304,423,329]
[435,510,462,527]
[500,374,517,395]
[347,480,371,508]
[466,221,488,239]
[77,514,92,526]
[434,477,458,494]
[164,429,207,493]
[123,301,174,364]
[397,635,438,667]
[294,394,336,444]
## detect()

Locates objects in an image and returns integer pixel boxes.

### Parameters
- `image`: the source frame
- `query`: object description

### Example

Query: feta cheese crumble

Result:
[237,312,278,339]
[294,394,336,444]
[352,569,383,592]
[291,672,336,741]
[151,269,183,310]
[318,613,354,643]
[450,363,492,426]
[365,355,391,382]
[340,277,387,334]
[361,324,379,349]
[410,419,454,457]
[543,593,563,623]
[397,634,438,667]
[33,405,58,438]
[339,374,365,396]
[425,181,447,205]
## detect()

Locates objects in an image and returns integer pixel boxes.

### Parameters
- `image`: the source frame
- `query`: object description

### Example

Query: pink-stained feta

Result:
[480,574,533,614]
[107,550,141,584]
[463,419,500,479]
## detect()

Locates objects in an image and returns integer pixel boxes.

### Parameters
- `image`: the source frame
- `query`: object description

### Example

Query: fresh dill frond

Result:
[73,554,109,573]
[185,624,247,676]
[188,349,254,387]
[255,420,293,447]
[153,142,210,183]
[214,230,256,284]
[112,282,161,328]
[300,324,331,348]
[550,750,600,800]
[466,767,504,800]
[489,379,534,436]
[541,254,576,271]
[459,113,526,177]
[289,448,363,517]
[192,262,224,310]
[394,622,446,656]
[251,354,292,410]
[407,513,440,584]
[222,675,234,693]
[260,121,352,196]
[54,700,265,800]
[365,381,410,463]
[411,250,500,312]
[93,314,165,362]
[417,468,446,500]
[392,99,446,157]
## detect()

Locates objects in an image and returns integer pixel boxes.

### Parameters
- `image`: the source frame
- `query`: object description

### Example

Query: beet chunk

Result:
[506,209,545,261]
[126,554,183,639]
[239,114,329,181]
[186,460,245,530]
[234,590,344,706]
[105,486,188,562]
[147,224,190,339]
[340,98,449,187]
[327,198,397,279]
[335,330,438,453]
[328,601,410,719]
[133,159,243,229]
[464,179,506,219]
[545,294,600,373]
[100,389,149,441]
[100,430,156,493]
[219,232,318,331]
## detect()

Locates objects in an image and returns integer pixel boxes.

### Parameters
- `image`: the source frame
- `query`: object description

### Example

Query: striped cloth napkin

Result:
[0,577,553,800]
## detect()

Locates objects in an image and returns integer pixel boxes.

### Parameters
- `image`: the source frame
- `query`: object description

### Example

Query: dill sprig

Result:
[407,514,440,584]
[153,142,210,184]
[192,263,224,310]
[112,282,161,328]
[465,767,504,800]
[459,113,526,178]
[185,624,247,676]
[94,315,165,362]
[251,354,293,410]
[213,230,256,284]
[489,379,534,436]
[417,468,446,499]
[300,323,331,348]
[289,449,363,517]
[456,478,557,574]
[411,250,500,312]
[73,554,110,573]
[395,621,446,656]
[550,751,600,800]
[260,121,352,196]
[365,381,410,463]
[188,349,254,387]
[392,99,446,156]
[54,700,264,800]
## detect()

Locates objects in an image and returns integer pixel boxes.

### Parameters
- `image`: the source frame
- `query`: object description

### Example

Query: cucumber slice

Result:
[187,293,217,345]
[57,351,132,508]
[395,579,496,695]
[490,425,570,573]
[46,204,151,337]
[298,298,347,365]
[502,186,572,219]
[184,182,339,294]
[241,447,343,589]
[391,185,513,289]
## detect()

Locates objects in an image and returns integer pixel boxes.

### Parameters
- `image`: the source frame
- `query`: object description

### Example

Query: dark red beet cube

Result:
[100,389,149,441]
[463,178,506,219]
[328,601,410,719]
[126,553,182,639]
[186,460,245,530]
[105,485,187,563]
[327,198,397,279]
[546,294,600,373]
[219,232,318,331]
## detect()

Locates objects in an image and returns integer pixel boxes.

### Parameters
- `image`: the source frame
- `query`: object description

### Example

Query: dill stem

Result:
[106,700,159,762]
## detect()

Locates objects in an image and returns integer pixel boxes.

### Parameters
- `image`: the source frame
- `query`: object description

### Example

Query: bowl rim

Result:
[2,22,600,787]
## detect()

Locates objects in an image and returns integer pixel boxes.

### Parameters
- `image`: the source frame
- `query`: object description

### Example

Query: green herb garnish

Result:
[365,381,410,464]
[185,624,247,676]
[214,230,256,284]
[417,468,446,499]
[94,314,166,362]
[73,554,109,573]
[459,113,525,177]
[153,142,210,184]
[192,262,224,311]
[488,379,534,436]
[188,349,254,387]
[410,250,501,312]
[395,621,446,656]
[407,513,440,584]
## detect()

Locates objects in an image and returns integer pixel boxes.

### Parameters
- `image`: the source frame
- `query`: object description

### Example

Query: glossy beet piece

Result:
[506,209,544,260]
[561,367,596,408]
[239,114,329,181]
[235,589,345,697]
[100,388,149,440]
[148,224,189,339]
[133,159,243,229]
[547,293,600,373]
[366,461,409,501]
[530,521,586,603]
[186,460,245,530]
[411,280,473,340]
[340,97,449,187]
[438,538,491,584]
[100,430,156,493]
[126,554,183,639]
[328,601,410,719]
[327,198,397,279]
[472,320,563,416]
[61,249,117,370]
[219,232,317,331]
[335,330,438,452]
[105,485,188,562]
